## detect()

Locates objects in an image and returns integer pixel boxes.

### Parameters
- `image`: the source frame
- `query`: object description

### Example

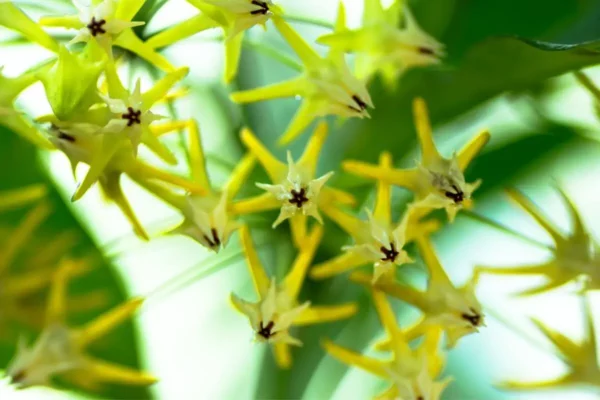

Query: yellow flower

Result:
[6,260,156,390]
[0,185,47,213]
[312,152,441,283]
[475,187,600,296]
[230,122,355,246]
[317,1,444,87]
[147,0,282,82]
[52,62,187,202]
[344,98,490,222]
[39,0,175,71]
[352,235,485,348]
[499,294,599,391]
[0,2,59,52]
[231,225,357,368]
[139,119,256,252]
[230,9,373,145]
[323,289,451,400]
[0,68,53,149]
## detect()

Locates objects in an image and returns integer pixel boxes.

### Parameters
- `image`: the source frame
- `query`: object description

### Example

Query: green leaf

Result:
[0,127,151,399]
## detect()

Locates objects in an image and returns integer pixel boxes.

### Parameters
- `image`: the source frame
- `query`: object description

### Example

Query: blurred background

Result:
[1,0,600,398]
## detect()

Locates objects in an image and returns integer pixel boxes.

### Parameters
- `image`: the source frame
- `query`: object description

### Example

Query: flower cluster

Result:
[0,0,504,398]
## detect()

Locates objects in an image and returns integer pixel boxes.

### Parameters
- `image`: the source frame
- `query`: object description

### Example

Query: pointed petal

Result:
[272,16,322,68]
[39,16,83,29]
[0,185,47,212]
[343,160,421,191]
[278,100,321,145]
[239,225,271,299]
[231,77,304,103]
[147,14,218,49]
[290,214,307,248]
[294,303,358,326]
[230,192,280,215]
[310,251,370,280]
[274,342,292,369]
[77,297,144,347]
[185,119,211,188]
[46,260,80,324]
[371,289,408,355]
[413,97,441,166]
[83,357,157,385]
[115,0,146,21]
[284,225,323,298]
[298,121,329,177]
[240,127,286,183]
[457,129,490,172]
[351,271,430,311]
[363,0,385,25]
[140,127,177,165]
[1,114,53,149]
[320,203,364,238]
[0,3,59,51]
[531,318,581,359]
[114,29,175,72]
[555,186,587,242]
[516,278,571,297]
[224,33,244,83]
[142,67,189,110]
[373,152,393,224]
[506,188,565,245]
[475,261,557,278]
[499,375,572,391]
[225,154,256,199]
[322,339,388,377]
[415,236,452,286]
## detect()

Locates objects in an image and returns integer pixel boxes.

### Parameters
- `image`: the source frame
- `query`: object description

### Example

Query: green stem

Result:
[460,210,554,251]
[283,15,334,30]
[242,39,303,72]
[574,70,600,101]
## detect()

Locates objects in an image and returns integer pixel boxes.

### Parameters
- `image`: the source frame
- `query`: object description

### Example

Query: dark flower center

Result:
[58,131,75,143]
[87,17,107,37]
[9,370,26,385]
[380,242,399,262]
[258,320,275,339]
[444,184,464,204]
[418,47,435,55]
[289,188,309,208]
[250,0,269,15]
[203,228,221,248]
[461,307,481,327]
[348,95,368,113]
[122,107,142,127]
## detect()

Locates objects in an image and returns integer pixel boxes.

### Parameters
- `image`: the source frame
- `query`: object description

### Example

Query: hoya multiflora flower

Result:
[147,0,282,82]
[39,0,174,71]
[231,225,357,368]
[323,289,451,400]
[353,236,485,348]
[344,98,490,222]
[312,152,441,283]
[231,122,355,246]
[475,187,600,296]
[318,0,444,87]
[6,260,156,390]
[0,2,59,52]
[139,120,256,252]
[0,185,47,212]
[231,10,373,144]
[499,294,600,391]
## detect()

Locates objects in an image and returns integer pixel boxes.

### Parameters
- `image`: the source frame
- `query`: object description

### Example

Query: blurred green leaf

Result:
[0,127,150,399]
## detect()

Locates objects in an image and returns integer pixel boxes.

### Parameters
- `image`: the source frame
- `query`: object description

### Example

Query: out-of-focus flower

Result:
[353,235,485,348]
[0,185,47,213]
[499,294,600,391]
[147,0,282,82]
[344,98,489,222]
[0,2,59,51]
[6,260,156,390]
[317,0,444,87]
[323,289,451,400]
[140,120,256,252]
[39,0,174,71]
[0,68,53,149]
[231,8,373,145]
[231,225,357,368]
[230,122,355,246]
[312,152,440,283]
[475,187,600,296]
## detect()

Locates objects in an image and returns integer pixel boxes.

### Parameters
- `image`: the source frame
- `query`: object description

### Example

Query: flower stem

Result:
[283,15,334,30]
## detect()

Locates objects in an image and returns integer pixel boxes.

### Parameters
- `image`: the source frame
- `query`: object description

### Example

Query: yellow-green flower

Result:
[0,68,53,149]
[139,119,256,252]
[344,98,490,222]
[317,1,444,88]
[230,122,355,246]
[352,235,485,348]
[6,260,156,389]
[312,152,441,283]
[0,2,59,52]
[475,187,600,296]
[499,294,599,391]
[231,225,357,368]
[39,0,175,71]
[147,0,282,82]
[230,9,373,145]
[323,289,451,400]
[0,185,47,213]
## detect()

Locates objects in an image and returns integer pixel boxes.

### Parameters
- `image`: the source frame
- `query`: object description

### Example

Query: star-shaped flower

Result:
[323,289,451,400]
[344,98,490,222]
[148,0,282,82]
[39,0,175,71]
[230,8,373,144]
[6,260,156,390]
[353,235,485,348]
[230,122,355,246]
[475,187,600,296]
[317,1,444,87]
[231,225,357,368]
